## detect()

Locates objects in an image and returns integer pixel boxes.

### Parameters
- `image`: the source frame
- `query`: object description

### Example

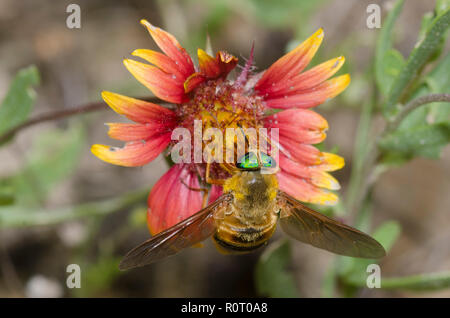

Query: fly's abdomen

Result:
[213,217,277,254]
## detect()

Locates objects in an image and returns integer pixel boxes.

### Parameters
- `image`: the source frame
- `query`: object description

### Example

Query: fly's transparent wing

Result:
[277,191,386,258]
[119,194,232,270]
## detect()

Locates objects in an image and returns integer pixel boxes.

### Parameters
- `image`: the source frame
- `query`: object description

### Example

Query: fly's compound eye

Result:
[260,152,277,169]
[236,152,259,170]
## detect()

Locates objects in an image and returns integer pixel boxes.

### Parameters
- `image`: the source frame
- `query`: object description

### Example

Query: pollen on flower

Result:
[169,77,269,177]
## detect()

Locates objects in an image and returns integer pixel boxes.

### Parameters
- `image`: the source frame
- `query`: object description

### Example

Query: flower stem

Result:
[0,96,160,144]
[385,93,450,133]
[349,93,450,219]
[346,270,450,291]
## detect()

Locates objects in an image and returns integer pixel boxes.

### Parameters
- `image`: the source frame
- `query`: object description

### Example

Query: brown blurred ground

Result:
[0,0,448,297]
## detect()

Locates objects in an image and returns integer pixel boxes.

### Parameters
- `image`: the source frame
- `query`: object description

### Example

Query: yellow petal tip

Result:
[91,144,108,158]
[316,28,324,38]
[140,19,153,29]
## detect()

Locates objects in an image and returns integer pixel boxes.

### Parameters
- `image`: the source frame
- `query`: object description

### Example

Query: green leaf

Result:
[400,52,450,130]
[381,271,450,291]
[375,0,405,97]
[73,256,121,297]
[255,239,299,298]
[379,123,450,161]
[436,0,450,15]
[372,220,401,251]
[321,265,337,297]
[383,8,450,118]
[12,123,85,206]
[0,178,15,206]
[0,66,40,144]
[417,12,434,43]
[377,49,406,97]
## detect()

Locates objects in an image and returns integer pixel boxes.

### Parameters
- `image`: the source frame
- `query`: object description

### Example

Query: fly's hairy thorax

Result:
[213,171,279,253]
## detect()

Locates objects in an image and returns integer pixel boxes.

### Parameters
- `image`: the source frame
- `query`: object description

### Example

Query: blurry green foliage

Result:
[375,0,405,98]
[74,256,121,297]
[128,205,148,228]
[184,0,327,52]
[380,52,450,164]
[245,0,326,32]
[379,123,450,160]
[12,124,85,206]
[338,221,401,284]
[0,178,15,206]
[376,1,450,165]
[0,66,85,208]
[380,271,450,291]
[401,53,450,129]
[0,188,148,228]
[255,239,299,298]
[382,5,450,118]
[0,66,39,145]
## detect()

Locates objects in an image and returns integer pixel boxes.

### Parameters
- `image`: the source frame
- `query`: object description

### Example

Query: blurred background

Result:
[0,0,449,297]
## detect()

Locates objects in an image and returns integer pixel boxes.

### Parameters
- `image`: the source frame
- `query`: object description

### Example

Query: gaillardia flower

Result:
[92,20,349,235]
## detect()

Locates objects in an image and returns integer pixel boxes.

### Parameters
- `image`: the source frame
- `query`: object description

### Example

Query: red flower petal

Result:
[264,74,350,109]
[184,72,207,93]
[265,109,328,144]
[279,154,340,190]
[216,51,238,77]
[279,136,345,171]
[106,123,166,142]
[198,49,238,79]
[91,133,170,167]
[263,56,345,97]
[280,140,322,165]
[255,28,324,93]
[278,170,338,205]
[198,48,222,78]
[132,49,186,80]
[140,20,195,77]
[124,59,188,104]
[101,91,177,125]
[147,164,203,235]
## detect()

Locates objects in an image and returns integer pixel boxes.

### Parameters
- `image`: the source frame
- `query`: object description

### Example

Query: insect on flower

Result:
[119,151,385,270]
[91,20,385,269]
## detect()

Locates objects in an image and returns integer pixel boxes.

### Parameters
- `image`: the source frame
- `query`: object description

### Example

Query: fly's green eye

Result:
[237,152,259,170]
[260,152,276,168]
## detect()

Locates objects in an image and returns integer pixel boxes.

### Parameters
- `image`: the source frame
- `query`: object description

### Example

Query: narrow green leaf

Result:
[381,271,450,291]
[0,66,40,144]
[383,8,450,118]
[375,0,405,97]
[255,239,299,298]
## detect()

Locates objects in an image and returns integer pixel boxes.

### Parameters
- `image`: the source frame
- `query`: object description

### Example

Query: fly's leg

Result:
[205,162,226,185]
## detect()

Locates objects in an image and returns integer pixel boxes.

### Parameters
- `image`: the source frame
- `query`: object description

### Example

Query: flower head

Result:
[92,20,349,235]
